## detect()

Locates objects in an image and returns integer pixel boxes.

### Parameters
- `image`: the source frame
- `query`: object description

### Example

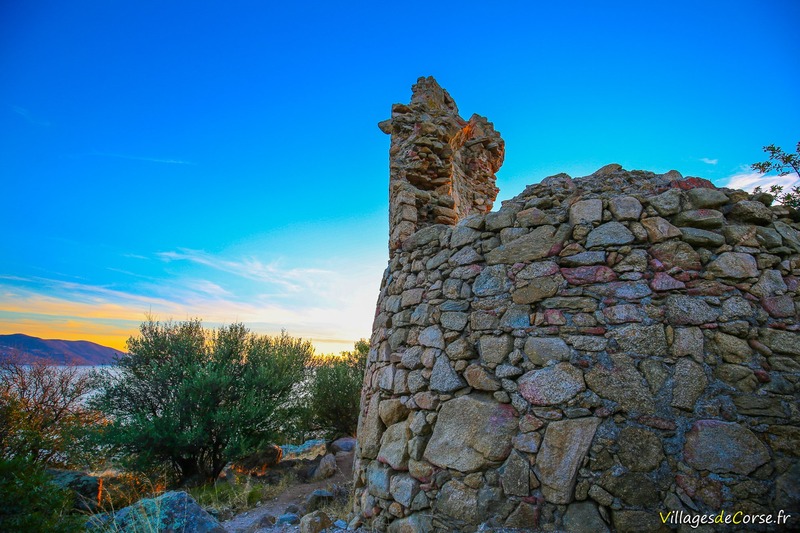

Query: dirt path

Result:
[222,452,354,533]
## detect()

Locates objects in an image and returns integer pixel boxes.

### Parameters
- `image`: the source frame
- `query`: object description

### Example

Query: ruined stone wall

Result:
[353,78,800,532]
[379,77,504,255]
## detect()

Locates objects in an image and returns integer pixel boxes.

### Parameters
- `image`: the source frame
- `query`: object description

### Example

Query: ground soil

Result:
[223,451,354,533]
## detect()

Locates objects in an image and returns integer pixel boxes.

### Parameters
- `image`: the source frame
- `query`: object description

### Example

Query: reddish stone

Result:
[543,309,566,325]
[560,266,618,285]
[594,406,613,418]
[676,474,723,508]
[637,415,677,431]
[754,370,771,383]
[686,280,736,296]
[650,272,686,291]
[671,177,715,190]
[578,326,606,335]
[762,295,796,318]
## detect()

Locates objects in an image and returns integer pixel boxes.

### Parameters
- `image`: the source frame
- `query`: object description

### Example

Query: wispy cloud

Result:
[158,248,332,293]
[71,151,196,165]
[0,247,384,355]
[700,157,718,165]
[721,168,800,192]
[10,105,51,127]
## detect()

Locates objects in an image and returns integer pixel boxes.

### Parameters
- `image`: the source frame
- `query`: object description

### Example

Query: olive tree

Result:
[91,319,314,484]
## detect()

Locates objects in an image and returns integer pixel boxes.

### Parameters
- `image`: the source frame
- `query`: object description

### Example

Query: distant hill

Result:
[0,333,123,366]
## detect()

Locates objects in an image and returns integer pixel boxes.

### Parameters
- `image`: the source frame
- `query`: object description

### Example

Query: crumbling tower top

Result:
[379,76,505,254]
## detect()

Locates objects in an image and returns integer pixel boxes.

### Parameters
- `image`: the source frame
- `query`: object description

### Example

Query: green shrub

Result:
[0,456,85,532]
[91,319,314,484]
[307,339,367,438]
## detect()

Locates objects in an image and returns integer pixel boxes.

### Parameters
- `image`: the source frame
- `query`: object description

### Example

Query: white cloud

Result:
[700,157,718,165]
[11,105,51,127]
[720,170,800,193]
[1,248,385,355]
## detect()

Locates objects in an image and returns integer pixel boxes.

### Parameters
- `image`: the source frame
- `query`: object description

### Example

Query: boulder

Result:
[47,469,101,512]
[331,436,356,453]
[304,489,335,513]
[299,510,332,533]
[683,420,770,474]
[281,439,327,462]
[86,491,224,532]
[310,453,337,481]
[424,395,517,472]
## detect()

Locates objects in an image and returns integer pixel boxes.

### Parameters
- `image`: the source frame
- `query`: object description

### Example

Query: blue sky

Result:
[1,1,798,352]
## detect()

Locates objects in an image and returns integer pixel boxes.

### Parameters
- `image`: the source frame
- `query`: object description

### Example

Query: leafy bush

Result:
[91,319,314,484]
[306,339,367,438]
[752,141,800,208]
[0,356,102,468]
[0,456,85,532]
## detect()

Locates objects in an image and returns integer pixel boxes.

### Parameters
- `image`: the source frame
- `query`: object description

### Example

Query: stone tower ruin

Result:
[352,76,800,532]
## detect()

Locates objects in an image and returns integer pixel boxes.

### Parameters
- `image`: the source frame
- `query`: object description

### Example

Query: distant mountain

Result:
[0,333,124,366]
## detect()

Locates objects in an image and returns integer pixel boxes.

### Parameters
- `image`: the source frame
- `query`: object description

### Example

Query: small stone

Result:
[379,399,411,426]
[500,450,530,497]
[585,221,635,248]
[650,240,701,271]
[673,209,725,228]
[512,432,542,453]
[473,265,511,297]
[641,216,682,242]
[479,335,514,365]
[517,362,586,406]
[730,200,773,225]
[523,336,570,365]
[665,295,720,325]
[585,354,655,414]
[649,189,683,216]
[618,427,664,472]
[707,252,758,279]
[464,364,501,391]
[650,272,685,291]
[430,355,466,392]
[485,225,569,265]
[611,323,668,356]
[686,187,728,208]
[389,474,420,508]
[672,358,707,411]
[680,227,725,247]
[570,199,603,225]
[536,417,601,504]
[561,265,618,285]
[377,420,410,470]
[418,325,445,349]
[299,510,332,533]
[683,419,770,474]
[609,196,643,221]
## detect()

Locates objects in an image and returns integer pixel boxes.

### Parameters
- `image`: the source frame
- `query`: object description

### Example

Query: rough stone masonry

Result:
[352,76,800,532]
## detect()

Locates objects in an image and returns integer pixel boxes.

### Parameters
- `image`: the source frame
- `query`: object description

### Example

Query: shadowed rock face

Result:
[380,76,504,255]
[354,77,800,532]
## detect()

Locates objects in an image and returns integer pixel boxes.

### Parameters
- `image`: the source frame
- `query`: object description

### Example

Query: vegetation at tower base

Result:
[91,319,314,484]
[353,77,800,532]
[1,355,101,468]
[306,339,369,439]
